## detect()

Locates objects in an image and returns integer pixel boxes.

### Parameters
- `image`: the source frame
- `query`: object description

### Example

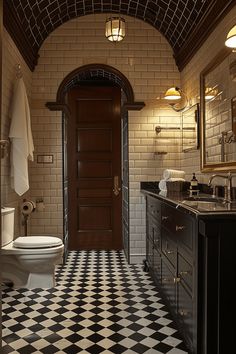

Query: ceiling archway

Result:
[46,63,145,112]
[4,1,235,71]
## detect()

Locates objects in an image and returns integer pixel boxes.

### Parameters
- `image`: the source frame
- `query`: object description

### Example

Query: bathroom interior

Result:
[1,1,236,353]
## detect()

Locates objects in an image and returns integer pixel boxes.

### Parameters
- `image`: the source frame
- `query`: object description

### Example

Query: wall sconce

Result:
[105,17,125,42]
[164,87,188,112]
[205,87,217,100]
[225,25,236,48]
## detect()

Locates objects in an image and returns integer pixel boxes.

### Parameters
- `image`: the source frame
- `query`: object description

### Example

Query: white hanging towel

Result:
[9,77,34,196]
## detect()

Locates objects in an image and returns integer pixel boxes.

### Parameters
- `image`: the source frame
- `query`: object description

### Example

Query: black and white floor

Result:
[2,251,188,353]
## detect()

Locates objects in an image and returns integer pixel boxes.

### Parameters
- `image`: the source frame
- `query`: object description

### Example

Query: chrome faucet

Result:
[208,172,235,202]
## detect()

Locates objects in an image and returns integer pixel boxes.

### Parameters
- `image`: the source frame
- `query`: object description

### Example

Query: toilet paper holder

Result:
[21,199,36,215]
[21,199,36,236]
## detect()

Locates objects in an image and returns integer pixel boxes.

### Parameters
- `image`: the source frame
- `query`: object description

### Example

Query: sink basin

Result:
[182,196,226,203]
[180,195,230,211]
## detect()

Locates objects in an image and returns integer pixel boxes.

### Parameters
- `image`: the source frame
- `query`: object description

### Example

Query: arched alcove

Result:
[46,64,144,262]
[46,63,145,112]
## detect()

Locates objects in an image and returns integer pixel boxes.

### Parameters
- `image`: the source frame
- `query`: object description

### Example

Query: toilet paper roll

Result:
[21,200,36,215]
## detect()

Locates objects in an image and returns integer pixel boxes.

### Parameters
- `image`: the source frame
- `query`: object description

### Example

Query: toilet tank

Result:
[1,207,15,247]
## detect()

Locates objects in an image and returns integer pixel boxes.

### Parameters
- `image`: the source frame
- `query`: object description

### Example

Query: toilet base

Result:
[1,255,61,289]
[25,270,56,289]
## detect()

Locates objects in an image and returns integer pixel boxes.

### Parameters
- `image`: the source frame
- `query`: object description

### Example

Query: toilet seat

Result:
[13,236,63,249]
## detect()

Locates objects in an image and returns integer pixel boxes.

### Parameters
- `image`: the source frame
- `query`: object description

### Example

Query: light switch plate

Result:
[37,155,53,164]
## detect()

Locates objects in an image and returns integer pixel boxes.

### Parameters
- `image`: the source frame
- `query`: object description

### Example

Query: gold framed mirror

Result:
[200,48,236,172]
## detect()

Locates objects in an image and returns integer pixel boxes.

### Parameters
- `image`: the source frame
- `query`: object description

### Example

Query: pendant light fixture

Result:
[105,17,125,42]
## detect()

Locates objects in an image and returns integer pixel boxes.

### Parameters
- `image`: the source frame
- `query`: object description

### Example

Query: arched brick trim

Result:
[47,64,145,111]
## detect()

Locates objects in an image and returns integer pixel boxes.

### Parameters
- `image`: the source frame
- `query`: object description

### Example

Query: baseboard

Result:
[129,253,146,264]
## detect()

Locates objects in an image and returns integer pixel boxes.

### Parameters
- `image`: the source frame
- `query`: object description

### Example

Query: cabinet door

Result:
[162,259,177,313]
[146,234,154,270]
[153,248,162,283]
[177,282,193,350]
[162,230,177,269]
[153,222,161,251]
[147,196,161,221]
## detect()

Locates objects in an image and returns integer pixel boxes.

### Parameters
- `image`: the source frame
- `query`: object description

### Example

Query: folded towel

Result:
[9,77,34,196]
[159,177,185,191]
[163,169,185,180]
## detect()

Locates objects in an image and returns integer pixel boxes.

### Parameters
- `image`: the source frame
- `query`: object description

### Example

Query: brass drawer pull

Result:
[179,309,188,316]
[174,277,180,283]
[162,277,174,284]
[162,216,168,221]
[164,250,174,255]
[176,225,185,231]
[180,270,192,276]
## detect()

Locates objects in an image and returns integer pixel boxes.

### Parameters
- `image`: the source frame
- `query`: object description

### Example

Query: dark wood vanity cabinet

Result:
[146,196,196,344]
[145,194,236,354]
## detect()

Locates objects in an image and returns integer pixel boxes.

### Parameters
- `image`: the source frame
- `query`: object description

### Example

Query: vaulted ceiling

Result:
[3,0,236,71]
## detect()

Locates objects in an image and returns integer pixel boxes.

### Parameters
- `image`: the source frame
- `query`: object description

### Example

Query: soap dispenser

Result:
[190,173,199,196]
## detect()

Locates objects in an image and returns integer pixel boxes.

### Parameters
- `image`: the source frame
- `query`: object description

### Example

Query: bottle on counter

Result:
[190,173,199,196]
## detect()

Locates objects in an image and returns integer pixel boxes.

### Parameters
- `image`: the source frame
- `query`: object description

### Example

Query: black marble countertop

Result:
[140,181,236,216]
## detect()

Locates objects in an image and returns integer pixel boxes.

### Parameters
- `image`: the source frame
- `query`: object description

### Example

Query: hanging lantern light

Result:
[105,17,125,42]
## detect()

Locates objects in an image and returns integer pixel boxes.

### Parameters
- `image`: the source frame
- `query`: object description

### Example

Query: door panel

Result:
[68,86,122,250]
[78,129,112,152]
[79,206,111,230]
[78,161,112,178]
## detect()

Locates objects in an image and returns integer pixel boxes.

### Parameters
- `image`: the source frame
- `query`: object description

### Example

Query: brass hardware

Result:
[162,278,174,284]
[174,277,180,283]
[180,271,191,276]
[179,309,188,316]
[164,250,174,255]
[162,216,168,221]
[176,225,185,231]
[113,175,121,196]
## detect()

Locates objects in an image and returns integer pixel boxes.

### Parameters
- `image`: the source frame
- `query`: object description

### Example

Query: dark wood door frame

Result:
[46,64,145,258]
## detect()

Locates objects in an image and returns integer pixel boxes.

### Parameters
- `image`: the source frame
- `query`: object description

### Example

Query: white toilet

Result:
[1,207,64,289]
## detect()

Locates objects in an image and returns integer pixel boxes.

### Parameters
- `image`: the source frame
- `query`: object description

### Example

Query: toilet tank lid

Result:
[13,236,63,248]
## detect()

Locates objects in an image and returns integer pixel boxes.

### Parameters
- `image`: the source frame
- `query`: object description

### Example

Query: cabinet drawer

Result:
[162,231,177,269]
[178,253,193,294]
[175,211,193,252]
[177,282,193,347]
[161,203,193,252]
[147,196,161,221]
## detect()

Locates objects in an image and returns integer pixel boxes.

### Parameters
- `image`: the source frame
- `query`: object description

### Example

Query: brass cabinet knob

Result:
[176,225,185,231]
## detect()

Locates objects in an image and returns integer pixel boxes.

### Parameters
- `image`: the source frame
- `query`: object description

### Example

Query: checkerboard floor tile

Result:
[2,250,189,353]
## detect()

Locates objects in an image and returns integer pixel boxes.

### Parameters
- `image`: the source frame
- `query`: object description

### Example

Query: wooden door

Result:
[67,86,122,250]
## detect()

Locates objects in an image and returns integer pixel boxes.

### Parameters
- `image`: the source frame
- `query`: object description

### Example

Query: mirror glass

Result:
[200,48,236,171]
[182,103,199,152]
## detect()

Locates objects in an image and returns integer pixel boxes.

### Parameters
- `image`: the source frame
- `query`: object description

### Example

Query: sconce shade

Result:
[205,87,217,100]
[105,17,125,42]
[225,25,236,48]
[163,86,188,112]
[164,87,181,100]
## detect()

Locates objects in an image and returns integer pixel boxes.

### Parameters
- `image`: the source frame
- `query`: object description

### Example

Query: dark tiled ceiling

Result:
[3,1,236,71]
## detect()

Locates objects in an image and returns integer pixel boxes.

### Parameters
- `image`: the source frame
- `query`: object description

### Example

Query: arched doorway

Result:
[46,64,145,261]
